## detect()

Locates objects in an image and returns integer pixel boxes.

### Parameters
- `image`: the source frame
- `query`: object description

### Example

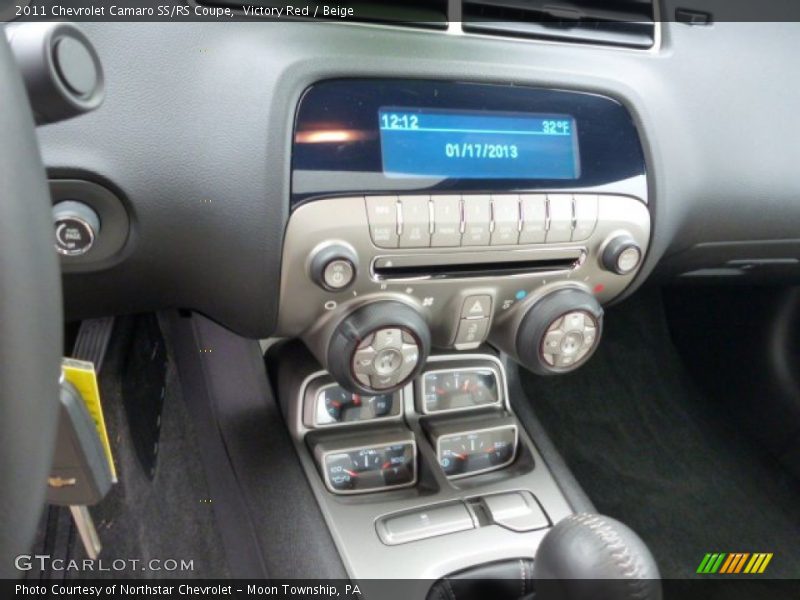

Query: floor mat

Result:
[515,289,800,581]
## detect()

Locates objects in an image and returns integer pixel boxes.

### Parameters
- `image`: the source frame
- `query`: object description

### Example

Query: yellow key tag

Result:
[61,358,118,482]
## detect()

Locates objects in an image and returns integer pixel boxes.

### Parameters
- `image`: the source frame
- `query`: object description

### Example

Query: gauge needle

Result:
[451,452,467,460]
[353,394,361,406]
[344,469,358,477]
[330,400,342,408]
[381,461,391,469]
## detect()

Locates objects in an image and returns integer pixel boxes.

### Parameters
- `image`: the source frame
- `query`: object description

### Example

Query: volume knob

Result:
[309,242,358,291]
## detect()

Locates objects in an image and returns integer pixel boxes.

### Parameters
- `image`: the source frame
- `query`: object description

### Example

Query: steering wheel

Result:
[0,33,63,576]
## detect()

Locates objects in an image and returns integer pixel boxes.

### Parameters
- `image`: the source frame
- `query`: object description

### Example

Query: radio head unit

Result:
[281,80,650,394]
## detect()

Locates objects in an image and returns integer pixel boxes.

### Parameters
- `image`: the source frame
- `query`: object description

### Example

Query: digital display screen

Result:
[379,108,579,180]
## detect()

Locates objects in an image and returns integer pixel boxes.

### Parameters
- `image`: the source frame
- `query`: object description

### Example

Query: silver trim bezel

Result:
[418,353,511,414]
[300,372,405,431]
[434,422,519,480]
[308,381,403,428]
[417,365,504,415]
[317,437,418,495]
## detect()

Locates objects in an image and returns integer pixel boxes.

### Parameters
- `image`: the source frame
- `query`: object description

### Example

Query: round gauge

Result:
[371,394,393,417]
[323,442,416,493]
[317,386,396,424]
[322,387,355,422]
[324,453,358,491]
[381,443,415,487]
[488,439,515,466]
[439,445,469,476]
[436,425,517,479]
[355,448,382,471]
[423,369,499,413]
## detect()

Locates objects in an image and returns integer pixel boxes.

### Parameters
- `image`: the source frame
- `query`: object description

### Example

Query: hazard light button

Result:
[460,295,492,319]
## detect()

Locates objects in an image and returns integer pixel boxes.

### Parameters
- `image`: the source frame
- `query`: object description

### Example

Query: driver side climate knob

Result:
[327,301,431,395]
[517,288,603,375]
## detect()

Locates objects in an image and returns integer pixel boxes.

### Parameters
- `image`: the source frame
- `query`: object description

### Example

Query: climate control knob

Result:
[602,234,642,275]
[327,301,431,395]
[516,288,603,375]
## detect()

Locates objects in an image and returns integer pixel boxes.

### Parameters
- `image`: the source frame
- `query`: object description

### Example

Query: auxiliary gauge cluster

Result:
[276,347,573,567]
[292,354,522,496]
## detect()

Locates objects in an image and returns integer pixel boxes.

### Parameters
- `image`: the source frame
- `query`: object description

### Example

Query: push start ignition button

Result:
[52,200,100,256]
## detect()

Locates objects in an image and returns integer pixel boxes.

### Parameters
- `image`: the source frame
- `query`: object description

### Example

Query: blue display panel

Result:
[379,108,579,179]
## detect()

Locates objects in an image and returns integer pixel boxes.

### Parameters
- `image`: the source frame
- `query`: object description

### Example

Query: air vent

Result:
[194,1,448,29]
[462,0,655,48]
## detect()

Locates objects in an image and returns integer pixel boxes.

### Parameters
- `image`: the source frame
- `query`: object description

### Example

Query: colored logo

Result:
[697,553,773,574]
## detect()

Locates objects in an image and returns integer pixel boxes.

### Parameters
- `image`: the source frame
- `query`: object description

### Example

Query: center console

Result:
[276,348,574,580]
[274,79,651,579]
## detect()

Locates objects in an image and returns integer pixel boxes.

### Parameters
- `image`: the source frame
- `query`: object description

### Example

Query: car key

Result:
[48,368,115,559]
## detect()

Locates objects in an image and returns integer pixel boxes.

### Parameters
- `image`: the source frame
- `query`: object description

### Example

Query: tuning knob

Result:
[326,301,431,395]
[602,234,642,275]
[516,288,603,375]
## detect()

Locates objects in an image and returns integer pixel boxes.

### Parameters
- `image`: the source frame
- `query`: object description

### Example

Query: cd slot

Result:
[373,249,583,280]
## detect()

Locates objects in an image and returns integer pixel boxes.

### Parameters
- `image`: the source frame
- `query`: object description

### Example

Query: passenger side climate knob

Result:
[516,288,603,375]
[327,301,431,395]
[602,234,642,275]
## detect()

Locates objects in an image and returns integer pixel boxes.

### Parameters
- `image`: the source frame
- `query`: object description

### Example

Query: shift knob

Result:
[534,513,662,600]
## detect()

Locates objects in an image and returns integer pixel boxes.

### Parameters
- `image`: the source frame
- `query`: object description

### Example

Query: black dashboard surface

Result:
[34,18,800,336]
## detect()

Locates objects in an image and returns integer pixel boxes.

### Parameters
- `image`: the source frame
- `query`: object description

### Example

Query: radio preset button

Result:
[572,194,598,241]
[431,195,462,247]
[399,195,431,248]
[366,196,399,248]
[491,194,520,246]
[462,195,492,246]
[546,194,573,243]
[519,194,547,244]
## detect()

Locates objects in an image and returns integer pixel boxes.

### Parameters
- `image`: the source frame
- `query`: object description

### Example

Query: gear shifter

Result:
[427,513,660,600]
[534,513,662,600]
